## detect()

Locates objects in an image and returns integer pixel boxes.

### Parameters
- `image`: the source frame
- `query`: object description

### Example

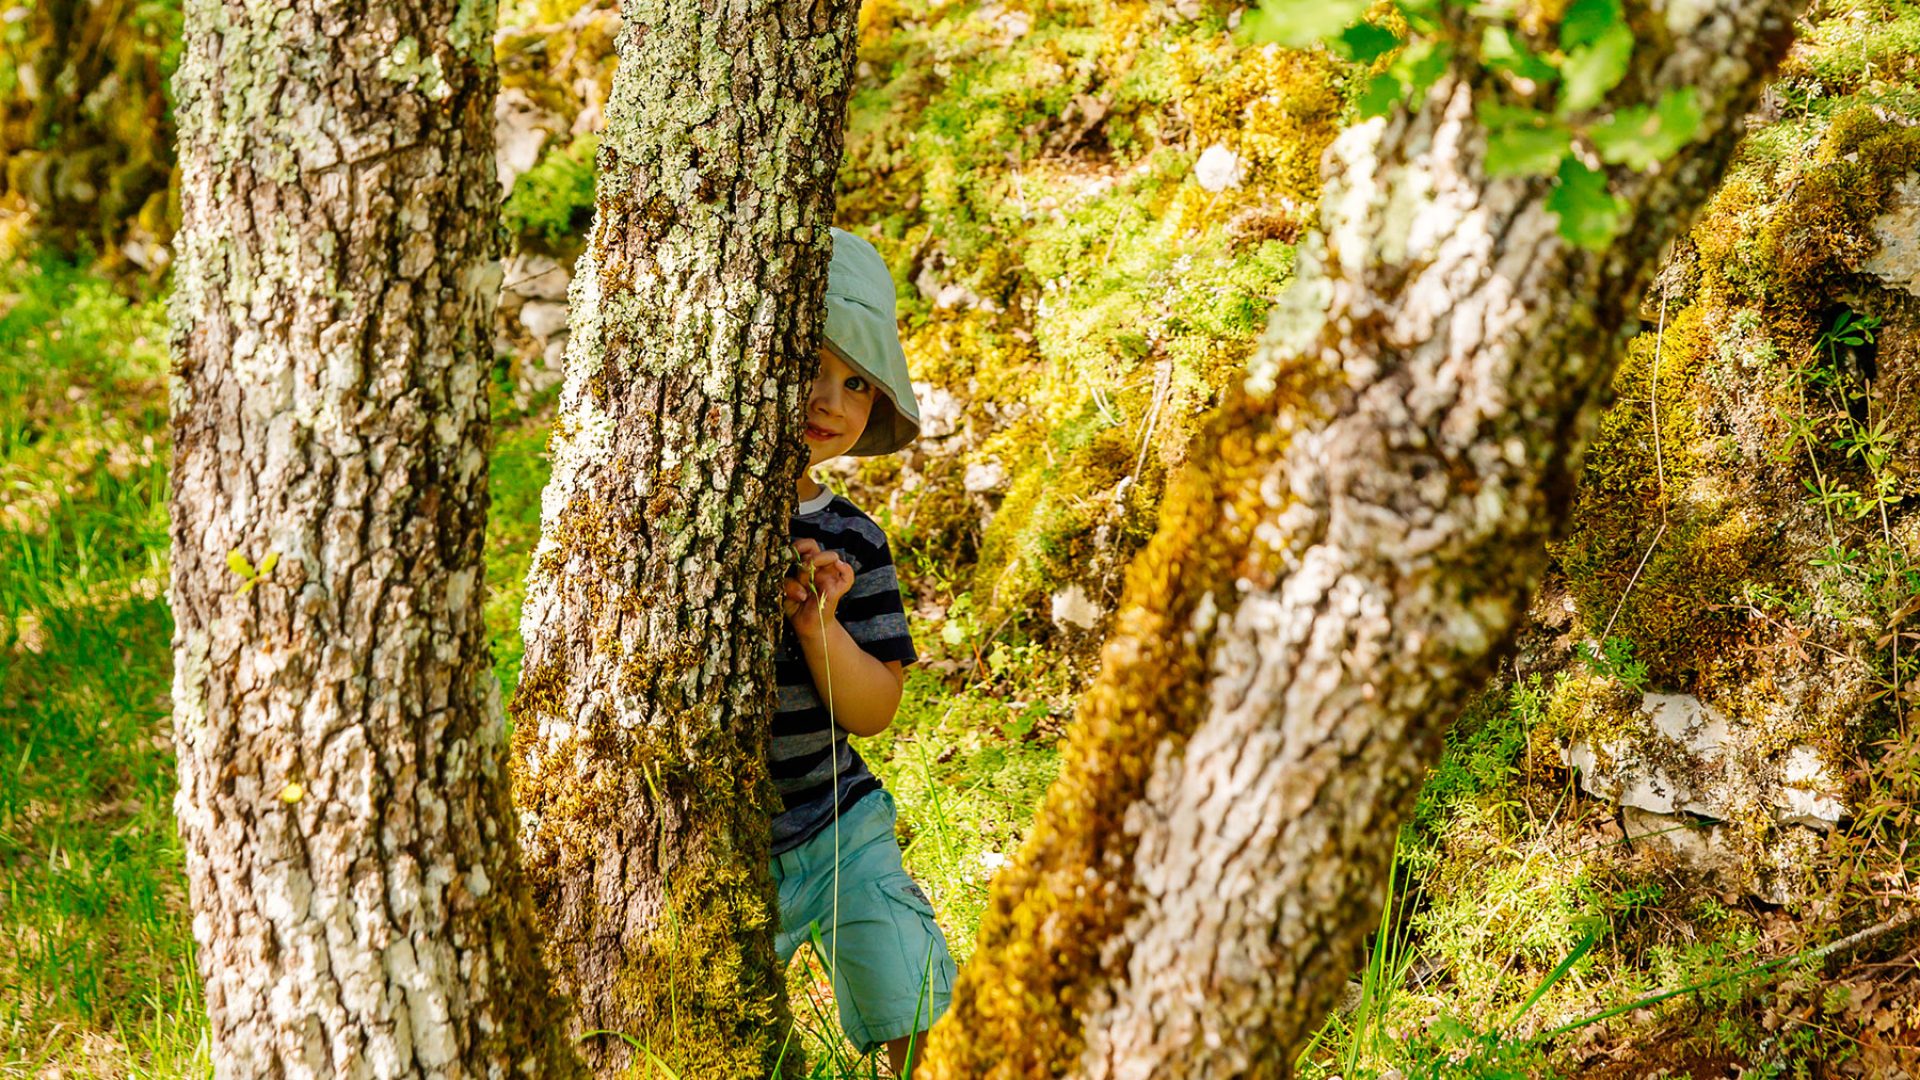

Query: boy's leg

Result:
[886,1032,927,1077]
[813,790,957,1066]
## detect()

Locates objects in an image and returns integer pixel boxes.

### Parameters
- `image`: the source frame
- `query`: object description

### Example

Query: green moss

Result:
[1693,105,1920,315]
[504,133,601,254]
[1552,304,1785,687]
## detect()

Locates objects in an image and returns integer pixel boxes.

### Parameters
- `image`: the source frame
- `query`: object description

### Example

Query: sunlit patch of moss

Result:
[503,133,601,255]
[1773,0,1920,99]
[1552,305,1786,688]
[1693,105,1920,315]
[1169,38,1346,209]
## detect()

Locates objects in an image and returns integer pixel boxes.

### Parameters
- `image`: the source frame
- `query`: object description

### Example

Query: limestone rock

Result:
[1865,174,1920,296]
[506,252,572,303]
[964,458,1007,493]
[1194,143,1245,193]
[495,88,565,193]
[1050,584,1104,631]
[914,381,964,442]
[519,300,571,342]
[1563,692,1844,830]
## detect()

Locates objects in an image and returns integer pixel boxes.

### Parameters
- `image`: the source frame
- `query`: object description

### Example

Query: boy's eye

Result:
[845,375,870,393]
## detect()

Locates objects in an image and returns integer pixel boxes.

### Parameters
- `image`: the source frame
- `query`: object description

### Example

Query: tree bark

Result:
[505,0,861,1074]
[166,1,582,1076]
[921,1,1803,1076]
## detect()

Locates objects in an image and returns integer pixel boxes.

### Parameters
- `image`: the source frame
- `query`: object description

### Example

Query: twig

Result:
[1597,281,1671,645]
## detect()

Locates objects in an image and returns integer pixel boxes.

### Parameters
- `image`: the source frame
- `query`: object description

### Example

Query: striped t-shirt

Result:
[770,487,918,855]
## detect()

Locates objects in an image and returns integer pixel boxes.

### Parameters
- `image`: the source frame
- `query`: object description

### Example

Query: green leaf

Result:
[1357,70,1405,117]
[226,549,254,578]
[257,551,279,577]
[1481,26,1557,83]
[1590,88,1705,169]
[1548,156,1627,250]
[1560,0,1624,50]
[1238,0,1368,47]
[1481,104,1573,177]
[1558,21,1634,113]
[1337,21,1402,64]
[1397,38,1454,103]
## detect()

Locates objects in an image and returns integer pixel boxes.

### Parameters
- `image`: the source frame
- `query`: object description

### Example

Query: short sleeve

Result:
[834,527,918,667]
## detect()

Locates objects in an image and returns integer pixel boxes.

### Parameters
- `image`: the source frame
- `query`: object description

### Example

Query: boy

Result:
[772,227,956,1076]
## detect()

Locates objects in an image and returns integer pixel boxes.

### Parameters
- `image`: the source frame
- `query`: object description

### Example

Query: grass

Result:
[0,250,1067,1077]
[0,254,207,1075]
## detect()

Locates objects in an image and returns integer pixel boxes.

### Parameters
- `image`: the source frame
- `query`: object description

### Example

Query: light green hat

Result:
[823,226,920,457]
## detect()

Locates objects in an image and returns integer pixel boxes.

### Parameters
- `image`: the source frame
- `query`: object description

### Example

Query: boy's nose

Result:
[811,381,844,417]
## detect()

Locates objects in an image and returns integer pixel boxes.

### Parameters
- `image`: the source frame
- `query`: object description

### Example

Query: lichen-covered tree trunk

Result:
[922,1,1802,1076]
[166,1,582,1076]
[506,0,861,1074]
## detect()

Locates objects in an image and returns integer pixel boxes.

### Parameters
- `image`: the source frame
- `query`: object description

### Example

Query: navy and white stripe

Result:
[769,488,917,855]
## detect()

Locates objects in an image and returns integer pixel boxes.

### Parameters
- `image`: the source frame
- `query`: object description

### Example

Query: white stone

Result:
[1775,746,1844,828]
[503,252,571,302]
[1865,174,1920,296]
[1563,692,1845,830]
[1051,584,1105,631]
[914,381,963,440]
[494,88,562,193]
[1194,143,1245,193]
[963,458,1007,493]
[1565,692,1735,819]
[519,300,570,342]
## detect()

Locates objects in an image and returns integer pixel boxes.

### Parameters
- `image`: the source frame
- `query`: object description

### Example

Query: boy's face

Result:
[804,345,877,468]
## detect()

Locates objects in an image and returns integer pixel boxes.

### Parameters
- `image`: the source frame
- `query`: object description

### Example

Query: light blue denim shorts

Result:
[771,788,956,1053]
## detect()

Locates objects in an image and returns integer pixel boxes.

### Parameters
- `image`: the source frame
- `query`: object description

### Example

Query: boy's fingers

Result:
[792,538,821,557]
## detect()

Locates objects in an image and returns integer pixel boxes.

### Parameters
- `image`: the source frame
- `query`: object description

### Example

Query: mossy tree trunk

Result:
[921,1,1802,1076]
[166,0,583,1076]
[506,0,861,1074]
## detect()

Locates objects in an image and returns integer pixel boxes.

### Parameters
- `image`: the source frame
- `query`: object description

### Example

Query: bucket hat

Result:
[822,226,920,456]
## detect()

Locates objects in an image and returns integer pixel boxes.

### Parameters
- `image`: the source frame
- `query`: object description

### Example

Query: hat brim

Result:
[824,337,919,456]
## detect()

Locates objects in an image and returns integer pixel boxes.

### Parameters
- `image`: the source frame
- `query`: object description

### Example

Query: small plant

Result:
[1575,635,1650,692]
[1814,308,1880,370]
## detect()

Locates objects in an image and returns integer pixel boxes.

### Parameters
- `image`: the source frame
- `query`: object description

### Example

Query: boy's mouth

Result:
[804,423,837,442]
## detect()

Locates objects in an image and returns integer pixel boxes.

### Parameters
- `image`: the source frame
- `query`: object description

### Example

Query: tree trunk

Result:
[921,1,1802,1076]
[166,1,582,1076]
[505,0,861,1073]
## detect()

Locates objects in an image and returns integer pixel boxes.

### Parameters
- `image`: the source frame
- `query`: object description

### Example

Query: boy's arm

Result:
[792,623,904,738]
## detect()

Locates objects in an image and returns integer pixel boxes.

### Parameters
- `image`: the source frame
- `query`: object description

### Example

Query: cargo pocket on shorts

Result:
[874,871,954,1027]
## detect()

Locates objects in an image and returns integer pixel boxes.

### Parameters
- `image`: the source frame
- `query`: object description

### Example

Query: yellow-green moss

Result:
[1552,304,1785,687]
[922,361,1328,1075]
[1692,105,1920,314]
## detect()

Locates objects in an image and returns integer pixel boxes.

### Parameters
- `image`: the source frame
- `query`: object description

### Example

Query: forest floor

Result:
[1,245,1916,1079]
[9,0,1920,1062]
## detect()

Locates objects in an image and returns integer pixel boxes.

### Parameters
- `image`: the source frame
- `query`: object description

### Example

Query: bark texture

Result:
[506,0,861,1074]
[166,1,582,1076]
[921,1,1803,1076]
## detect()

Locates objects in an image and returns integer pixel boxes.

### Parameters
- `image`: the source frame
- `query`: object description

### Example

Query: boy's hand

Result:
[782,538,853,639]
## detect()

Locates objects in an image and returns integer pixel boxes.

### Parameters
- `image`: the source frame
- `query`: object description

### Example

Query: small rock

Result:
[1864,174,1920,297]
[915,381,963,440]
[1050,584,1104,631]
[963,459,1007,493]
[495,88,563,193]
[504,252,571,302]
[1194,143,1245,193]
[535,335,569,390]
[520,300,571,342]
[1775,744,1844,829]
